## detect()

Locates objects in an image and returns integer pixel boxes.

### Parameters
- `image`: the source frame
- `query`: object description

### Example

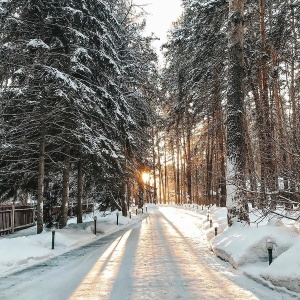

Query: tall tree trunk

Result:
[289,0,298,194]
[60,144,70,228]
[176,123,181,204]
[194,169,199,204]
[164,135,168,204]
[37,125,45,234]
[77,156,83,224]
[244,14,267,207]
[259,0,277,207]
[215,93,227,207]
[120,181,128,217]
[185,107,192,204]
[270,45,288,191]
[152,127,157,203]
[290,0,297,132]
[245,54,265,207]
[206,117,212,206]
[127,182,131,209]
[138,172,144,208]
[244,116,257,204]
[180,143,186,203]
[227,0,249,225]
[159,136,166,204]
[171,138,178,204]
[156,131,162,203]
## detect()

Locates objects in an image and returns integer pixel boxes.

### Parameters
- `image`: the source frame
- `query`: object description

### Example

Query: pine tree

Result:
[0,0,129,228]
[0,0,158,229]
[226,0,249,225]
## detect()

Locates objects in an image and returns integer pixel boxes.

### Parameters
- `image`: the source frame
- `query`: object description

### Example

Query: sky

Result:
[133,0,183,61]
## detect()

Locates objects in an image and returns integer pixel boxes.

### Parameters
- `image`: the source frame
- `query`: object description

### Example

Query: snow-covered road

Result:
[0,206,294,299]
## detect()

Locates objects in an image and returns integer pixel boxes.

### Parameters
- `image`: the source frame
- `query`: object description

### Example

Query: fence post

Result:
[11,204,15,233]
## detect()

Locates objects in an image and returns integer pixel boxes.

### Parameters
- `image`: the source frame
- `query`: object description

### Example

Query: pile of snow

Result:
[212,222,298,268]
[177,203,300,294]
[0,208,146,277]
[207,207,300,293]
[259,239,300,293]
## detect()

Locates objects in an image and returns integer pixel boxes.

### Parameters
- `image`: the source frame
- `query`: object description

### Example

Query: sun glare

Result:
[142,172,150,183]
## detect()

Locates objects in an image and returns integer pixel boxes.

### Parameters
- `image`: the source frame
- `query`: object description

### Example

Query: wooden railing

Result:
[0,203,94,234]
[0,205,35,234]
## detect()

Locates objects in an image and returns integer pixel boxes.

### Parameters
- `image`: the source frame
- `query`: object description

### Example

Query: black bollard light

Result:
[214,222,219,236]
[93,216,97,235]
[146,205,148,212]
[209,217,213,228]
[51,227,55,249]
[207,213,210,221]
[136,208,138,215]
[129,211,131,219]
[142,207,143,214]
[116,211,119,225]
[266,239,274,265]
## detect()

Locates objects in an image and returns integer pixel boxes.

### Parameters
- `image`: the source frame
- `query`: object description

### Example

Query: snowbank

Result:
[259,238,300,292]
[0,208,147,277]
[174,203,300,294]
[207,206,300,294]
[211,222,298,268]
[1,203,299,296]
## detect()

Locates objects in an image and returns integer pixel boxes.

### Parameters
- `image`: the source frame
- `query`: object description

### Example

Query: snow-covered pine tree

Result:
[105,0,159,214]
[0,0,139,229]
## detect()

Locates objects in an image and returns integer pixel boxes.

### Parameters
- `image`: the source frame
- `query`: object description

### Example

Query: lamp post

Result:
[51,227,55,249]
[266,239,274,265]
[93,216,97,235]
[116,211,119,225]
[213,222,219,236]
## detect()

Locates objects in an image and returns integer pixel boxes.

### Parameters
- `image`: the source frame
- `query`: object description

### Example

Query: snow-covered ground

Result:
[0,204,299,298]
[177,203,300,296]
[0,208,147,277]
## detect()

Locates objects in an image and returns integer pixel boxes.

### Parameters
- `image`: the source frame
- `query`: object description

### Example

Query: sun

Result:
[142,172,150,183]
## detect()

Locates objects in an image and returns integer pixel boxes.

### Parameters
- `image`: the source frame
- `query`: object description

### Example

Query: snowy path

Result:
[0,206,294,300]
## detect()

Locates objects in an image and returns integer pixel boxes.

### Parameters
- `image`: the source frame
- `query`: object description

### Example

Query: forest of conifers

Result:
[160,0,300,224]
[1,0,300,232]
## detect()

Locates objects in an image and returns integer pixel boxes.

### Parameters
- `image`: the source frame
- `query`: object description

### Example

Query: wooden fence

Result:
[0,203,94,235]
[0,205,35,235]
